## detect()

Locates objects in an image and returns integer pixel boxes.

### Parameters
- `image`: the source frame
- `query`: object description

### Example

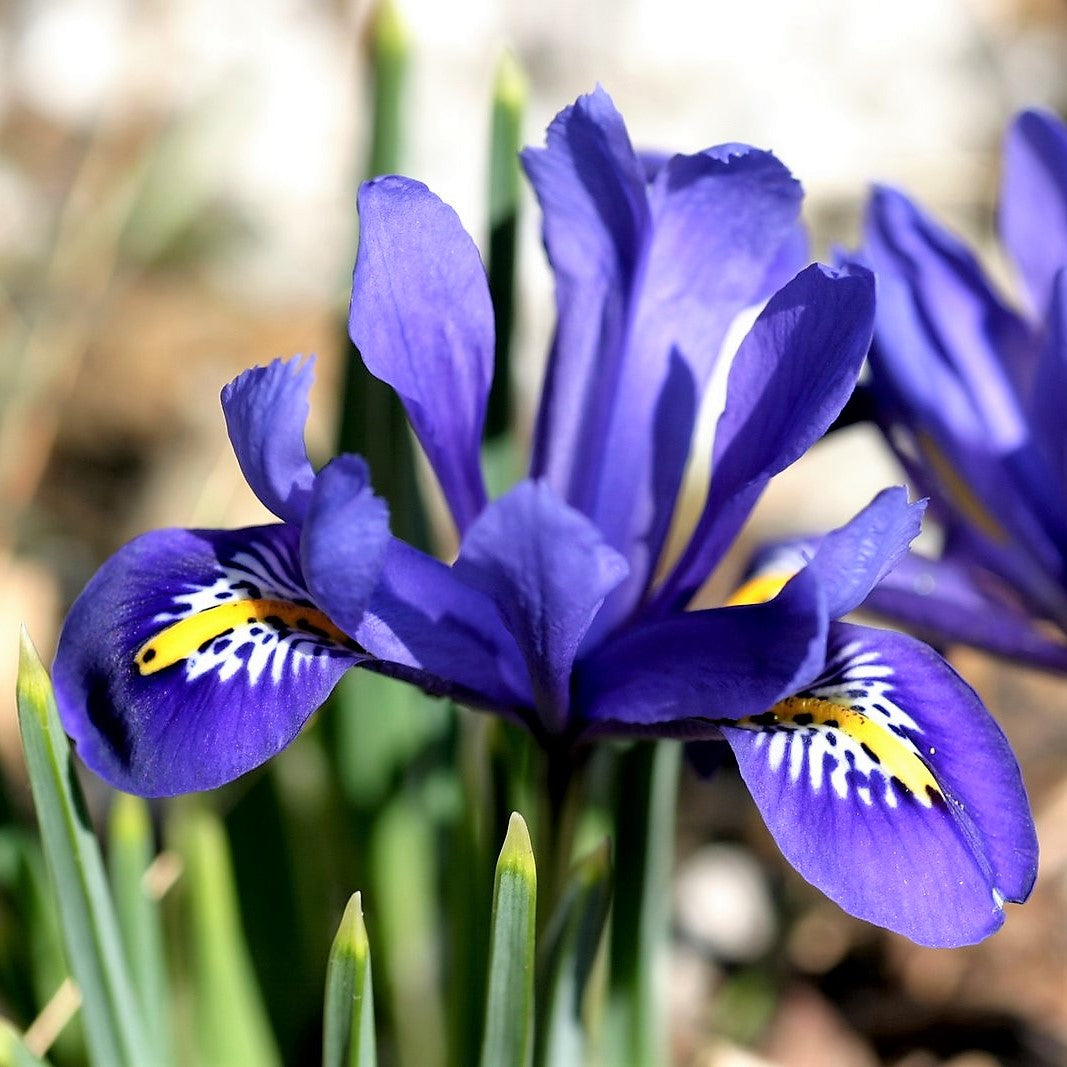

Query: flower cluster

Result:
[52,89,1036,947]
[856,109,1067,674]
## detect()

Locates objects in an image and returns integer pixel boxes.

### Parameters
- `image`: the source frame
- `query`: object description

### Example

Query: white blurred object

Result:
[675,844,777,962]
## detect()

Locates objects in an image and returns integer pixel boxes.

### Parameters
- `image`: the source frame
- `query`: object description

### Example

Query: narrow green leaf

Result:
[323,892,376,1067]
[15,630,154,1067]
[479,812,536,1067]
[0,1019,51,1067]
[170,803,281,1067]
[484,50,528,444]
[107,793,172,1065]
[367,0,409,179]
[604,742,681,1067]
[369,796,446,1067]
[535,839,612,1067]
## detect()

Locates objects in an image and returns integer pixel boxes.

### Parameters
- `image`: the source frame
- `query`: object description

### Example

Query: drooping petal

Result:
[722,622,1037,946]
[356,540,534,719]
[523,89,804,620]
[453,480,628,733]
[731,488,925,619]
[221,357,317,525]
[577,566,827,736]
[53,525,366,796]
[349,176,493,533]
[1000,108,1067,318]
[651,263,875,615]
[299,454,391,636]
[862,551,1067,673]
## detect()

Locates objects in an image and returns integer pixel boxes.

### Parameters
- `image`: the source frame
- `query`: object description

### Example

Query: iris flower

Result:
[858,108,1067,673]
[53,89,1035,946]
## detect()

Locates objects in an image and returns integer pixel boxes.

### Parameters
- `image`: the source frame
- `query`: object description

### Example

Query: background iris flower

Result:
[53,88,1036,946]
[859,108,1067,675]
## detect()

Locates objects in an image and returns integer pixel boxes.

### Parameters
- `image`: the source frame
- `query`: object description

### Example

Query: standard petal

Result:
[453,480,628,733]
[356,539,533,719]
[730,488,925,619]
[221,356,317,524]
[577,566,827,735]
[349,176,493,533]
[1000,108,1067,318]
[299,454,391,636]
[1029,267,1067,488]
[722,623,1037,946]
[53,525,365,796]
[651,263,875,615]
[864,184,1031,444]
[863,551,1067,673]
[525,92,804,619]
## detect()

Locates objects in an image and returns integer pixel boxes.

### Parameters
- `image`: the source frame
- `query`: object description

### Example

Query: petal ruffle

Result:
[652,263,875,615]
[453,480,628,732]
[722,622,1037,946]
[524,88,804,620]
[1000,108,1067,318]
[577,566,827,736]
[53,525,366,796]
[349,176,493,534]
[221,357,317,525]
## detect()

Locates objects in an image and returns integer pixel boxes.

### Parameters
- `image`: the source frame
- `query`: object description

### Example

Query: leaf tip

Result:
[498,811,536,884]
[334,891,370,965]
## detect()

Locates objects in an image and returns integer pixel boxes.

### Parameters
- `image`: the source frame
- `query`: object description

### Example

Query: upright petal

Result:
[350,176,493,533]
[1000,108,1067,318]
[523,88,804,620]
[1029,267,1067,488]
[651,263,875,615]
[221,357,317,525]
[722,623,1037,946]
[578,566,827,735]
[453,480,628,733]
[53,525,366,796]
[864,184,1031,446]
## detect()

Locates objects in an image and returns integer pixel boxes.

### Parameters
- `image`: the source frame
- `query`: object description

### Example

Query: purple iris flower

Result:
[857,108,1067,674]
[53,89,1035,946]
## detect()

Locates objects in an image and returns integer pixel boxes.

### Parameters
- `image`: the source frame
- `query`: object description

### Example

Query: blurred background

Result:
[2,0,1067,1064]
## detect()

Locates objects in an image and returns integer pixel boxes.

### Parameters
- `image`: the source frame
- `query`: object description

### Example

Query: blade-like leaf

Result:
[169,803,280,1067]
[479,812,537,1067]
[107,794,172,1065]
[322,892,376,1067]
[484,50,528,443]
[604,742,681,1067]
[535,839,612,1067]
[15,630,154,1067]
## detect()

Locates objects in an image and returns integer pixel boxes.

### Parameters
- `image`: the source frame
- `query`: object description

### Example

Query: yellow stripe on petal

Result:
[135,600,352,676]
[917,431,1007,544]
[735,695,943,807]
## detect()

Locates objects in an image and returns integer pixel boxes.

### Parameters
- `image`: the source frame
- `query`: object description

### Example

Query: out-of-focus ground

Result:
[2,1,1067,1064]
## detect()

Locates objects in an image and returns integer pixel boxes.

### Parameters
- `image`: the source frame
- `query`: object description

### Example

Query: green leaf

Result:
[535,839,612,1067]
[15,630,155,1067]
[169,802,281,1067]
[322,892,376,1067]
[107,794,172,1065]
[604,742,681,1067]
[0,1019,51,1067]
[479,812,536,1067]
[367,0,409,179]
[484,50,528,444]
